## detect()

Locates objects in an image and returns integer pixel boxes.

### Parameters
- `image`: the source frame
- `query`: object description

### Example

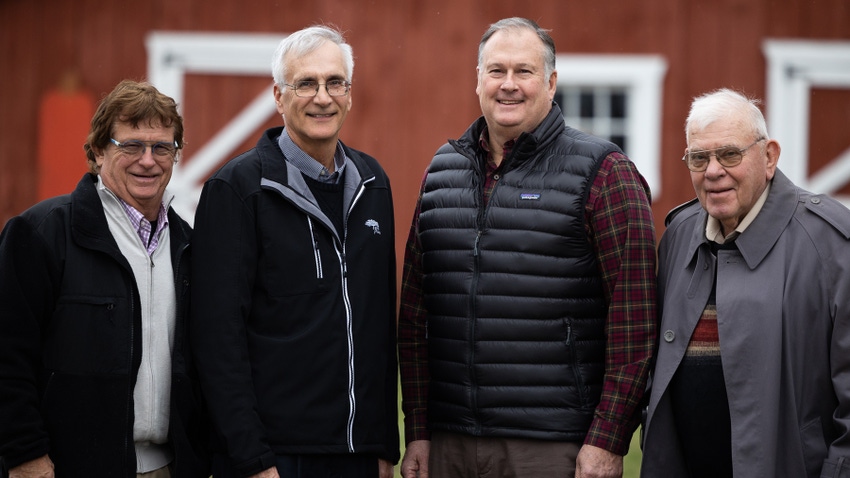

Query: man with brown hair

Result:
[0,80,209,478]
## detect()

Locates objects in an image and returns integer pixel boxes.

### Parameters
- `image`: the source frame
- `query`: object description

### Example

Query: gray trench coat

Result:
[642,171,850,477]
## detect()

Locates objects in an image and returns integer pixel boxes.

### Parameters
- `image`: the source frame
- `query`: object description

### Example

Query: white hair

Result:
[271,25,354,85]
[686,88,769,141]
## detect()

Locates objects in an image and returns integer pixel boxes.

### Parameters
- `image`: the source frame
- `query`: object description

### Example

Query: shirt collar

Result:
[96,176,171,254]
[278,128,348,183]
[706,182,771,244]
[478,126,516,169]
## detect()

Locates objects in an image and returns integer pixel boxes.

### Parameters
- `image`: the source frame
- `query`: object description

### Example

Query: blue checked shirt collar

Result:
[277,128,348,184]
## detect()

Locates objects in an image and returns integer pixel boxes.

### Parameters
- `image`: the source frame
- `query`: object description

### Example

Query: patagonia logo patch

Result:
[520,193,541,200]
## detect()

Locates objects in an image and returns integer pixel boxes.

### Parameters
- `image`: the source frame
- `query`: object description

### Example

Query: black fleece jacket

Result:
[190,127,399,477]
[0,174,210,478]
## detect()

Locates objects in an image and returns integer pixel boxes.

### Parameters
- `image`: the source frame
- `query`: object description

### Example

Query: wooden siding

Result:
[1,0,849,260]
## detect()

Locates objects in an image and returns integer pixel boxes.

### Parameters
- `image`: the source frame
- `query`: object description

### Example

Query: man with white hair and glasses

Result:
[190,25,398,478]
[641,88,850,477]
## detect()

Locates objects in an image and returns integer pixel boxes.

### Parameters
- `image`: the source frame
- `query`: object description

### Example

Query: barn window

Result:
[554,55,667,198]
[556,87,629,151]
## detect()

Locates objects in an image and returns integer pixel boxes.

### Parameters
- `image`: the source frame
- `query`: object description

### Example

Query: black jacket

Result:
[0,174,210,477]
[191,127,399,477]
[419,103,616,441]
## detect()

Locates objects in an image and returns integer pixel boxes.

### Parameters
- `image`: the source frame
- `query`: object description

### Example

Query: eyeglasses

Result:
[109,138,179,161]
[682,138,765,172]
[283,79,351,97]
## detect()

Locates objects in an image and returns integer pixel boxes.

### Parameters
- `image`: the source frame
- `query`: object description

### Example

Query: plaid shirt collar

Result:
[478,126,516,205]
[118,198,169,256]
[478,126,515,171]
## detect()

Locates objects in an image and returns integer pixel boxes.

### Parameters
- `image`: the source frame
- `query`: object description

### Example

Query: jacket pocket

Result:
[39,371,131,476]
[45,294,130,373]
[801,417,827,476]
[307,216,323,279]
[564,320,588,407]
[260,217,332,298]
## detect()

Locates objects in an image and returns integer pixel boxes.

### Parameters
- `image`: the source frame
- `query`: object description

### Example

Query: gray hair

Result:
[271,25,354,85]
[478,17,556,78]
[686,88,769,142]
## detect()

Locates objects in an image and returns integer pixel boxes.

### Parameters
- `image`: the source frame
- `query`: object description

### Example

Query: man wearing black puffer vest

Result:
[398,17,657,478]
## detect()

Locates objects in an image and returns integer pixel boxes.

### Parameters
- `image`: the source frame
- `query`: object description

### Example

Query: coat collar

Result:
[70,173,122,256]
[685,169,799,269]
[453,101,568,169]
[69,173,189,266]
[257,126,376,189]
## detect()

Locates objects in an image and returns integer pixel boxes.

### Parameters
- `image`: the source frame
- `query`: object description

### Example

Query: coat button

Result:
[663,330,675,342]
[811,197,821,204]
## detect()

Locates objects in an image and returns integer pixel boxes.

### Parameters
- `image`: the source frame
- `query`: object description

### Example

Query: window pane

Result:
[611,92,626,118]
[558,85,630,156]
[580,91,594,118]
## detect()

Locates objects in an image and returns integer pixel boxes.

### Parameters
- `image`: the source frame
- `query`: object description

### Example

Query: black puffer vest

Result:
[419,103,618,441]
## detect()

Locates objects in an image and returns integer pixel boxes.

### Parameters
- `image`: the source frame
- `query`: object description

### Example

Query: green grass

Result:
[624,428,642,477]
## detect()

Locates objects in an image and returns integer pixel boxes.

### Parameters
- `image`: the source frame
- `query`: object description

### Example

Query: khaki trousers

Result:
[429,431,581,478]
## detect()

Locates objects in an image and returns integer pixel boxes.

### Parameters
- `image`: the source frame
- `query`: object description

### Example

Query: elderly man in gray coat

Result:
[641,88,850,478]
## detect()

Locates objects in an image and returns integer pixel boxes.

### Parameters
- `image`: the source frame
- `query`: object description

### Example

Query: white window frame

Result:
[763,39,850,204]
[555,54,668,199]
[145,31,286,221]
[558,86,629,147]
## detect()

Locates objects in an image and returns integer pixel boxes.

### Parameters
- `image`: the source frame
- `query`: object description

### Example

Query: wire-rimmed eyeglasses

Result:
[682,138,765,172]
[109,138,179,162]
[283,79,351,97]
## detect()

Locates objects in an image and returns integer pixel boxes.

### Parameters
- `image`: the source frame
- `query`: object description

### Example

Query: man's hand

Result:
[400,440,430,478]
[9,455,54,478]
[575,444,623,478]
[248,466,280,478]
[378,458,394,478]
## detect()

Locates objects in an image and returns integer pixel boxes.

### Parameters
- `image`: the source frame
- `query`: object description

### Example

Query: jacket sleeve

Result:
[824,221,850,477]
[190,178,276,476]
[397,172,431,444]
[583,155,657,455]
[382,178,401,465]
[0,216,60,469]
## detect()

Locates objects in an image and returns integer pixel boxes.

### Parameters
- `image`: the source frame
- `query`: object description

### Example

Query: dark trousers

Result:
[212,453,378,478]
